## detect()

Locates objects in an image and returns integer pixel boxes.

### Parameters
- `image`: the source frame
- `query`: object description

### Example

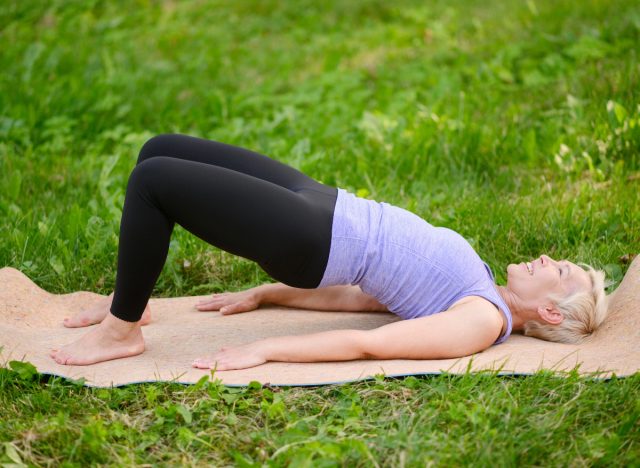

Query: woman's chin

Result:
[505,263,521,285]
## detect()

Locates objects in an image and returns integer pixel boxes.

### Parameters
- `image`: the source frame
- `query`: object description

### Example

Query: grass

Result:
[1,0,639,465]
[1,369,639,466]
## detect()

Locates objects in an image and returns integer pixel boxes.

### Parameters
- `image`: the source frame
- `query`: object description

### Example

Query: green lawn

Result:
[1,0,639,465]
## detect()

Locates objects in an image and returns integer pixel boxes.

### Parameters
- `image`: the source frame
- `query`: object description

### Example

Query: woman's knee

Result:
[127,156,173,192]
[137,134,182,165]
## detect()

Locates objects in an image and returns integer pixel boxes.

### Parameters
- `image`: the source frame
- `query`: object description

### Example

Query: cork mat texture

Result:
[1,256,638,387]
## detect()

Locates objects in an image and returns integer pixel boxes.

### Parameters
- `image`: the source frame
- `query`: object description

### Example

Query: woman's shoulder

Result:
[448,295,508,340]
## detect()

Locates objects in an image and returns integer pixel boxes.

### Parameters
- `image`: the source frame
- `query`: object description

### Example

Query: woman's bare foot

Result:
[63,292,152,328]
[50,313,145,366]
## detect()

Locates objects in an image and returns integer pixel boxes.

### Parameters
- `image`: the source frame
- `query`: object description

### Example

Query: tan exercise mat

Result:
[1,256,638,387]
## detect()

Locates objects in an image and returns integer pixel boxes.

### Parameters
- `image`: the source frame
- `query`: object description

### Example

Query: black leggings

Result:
[110,134,337,322]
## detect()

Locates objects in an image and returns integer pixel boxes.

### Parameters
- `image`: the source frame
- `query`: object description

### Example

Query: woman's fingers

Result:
[220,302,250,315]
[195,300,246,313]
[195,294,228,310]
[195,290,259,314]
[195,300,221,311]
[196,293,226,305]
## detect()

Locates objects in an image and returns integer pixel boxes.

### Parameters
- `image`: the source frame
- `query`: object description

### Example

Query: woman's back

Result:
[318,188,513,344]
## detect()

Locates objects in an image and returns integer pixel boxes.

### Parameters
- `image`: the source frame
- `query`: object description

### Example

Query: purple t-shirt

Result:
[318,188,513,345]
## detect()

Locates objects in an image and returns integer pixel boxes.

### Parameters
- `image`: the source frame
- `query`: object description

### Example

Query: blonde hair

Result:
[523,264,609,344]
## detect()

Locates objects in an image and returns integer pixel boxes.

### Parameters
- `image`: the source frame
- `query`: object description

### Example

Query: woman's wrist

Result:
[252,283,279,305]
[255,337,275,361]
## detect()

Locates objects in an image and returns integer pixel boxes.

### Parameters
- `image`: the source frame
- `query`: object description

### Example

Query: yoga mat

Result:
[1,256,638,387]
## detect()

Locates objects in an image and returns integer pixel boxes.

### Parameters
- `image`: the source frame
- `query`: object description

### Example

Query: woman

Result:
[49,134,608,370]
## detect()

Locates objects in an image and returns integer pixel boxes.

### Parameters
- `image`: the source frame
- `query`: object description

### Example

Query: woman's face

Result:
[506,254,592,307]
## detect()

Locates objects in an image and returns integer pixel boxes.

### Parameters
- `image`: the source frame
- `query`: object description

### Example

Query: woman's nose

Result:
[541,254,556,266]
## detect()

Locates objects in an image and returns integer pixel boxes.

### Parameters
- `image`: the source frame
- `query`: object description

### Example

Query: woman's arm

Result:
[361,297,504,360]
[193,329,370,371]
[257,283,388,312]
[196,283,388,314]
[192,297,503,370]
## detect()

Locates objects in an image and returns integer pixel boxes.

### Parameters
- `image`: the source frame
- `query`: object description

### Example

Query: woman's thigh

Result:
[129,156,335,288]
[136,133,334,197]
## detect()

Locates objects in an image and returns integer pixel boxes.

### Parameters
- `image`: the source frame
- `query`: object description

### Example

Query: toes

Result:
[63,316,95,328]
[63,317,79,327]
[51,349,71,365]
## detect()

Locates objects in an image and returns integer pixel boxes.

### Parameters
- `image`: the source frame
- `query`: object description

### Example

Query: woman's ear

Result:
[537,303,563,325]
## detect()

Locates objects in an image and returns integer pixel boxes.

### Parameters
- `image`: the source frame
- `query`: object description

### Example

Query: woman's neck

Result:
[496,285,534,332]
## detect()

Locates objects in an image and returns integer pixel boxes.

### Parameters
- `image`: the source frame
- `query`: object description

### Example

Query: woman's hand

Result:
[195,288,261,315]
[192,341,268,371]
